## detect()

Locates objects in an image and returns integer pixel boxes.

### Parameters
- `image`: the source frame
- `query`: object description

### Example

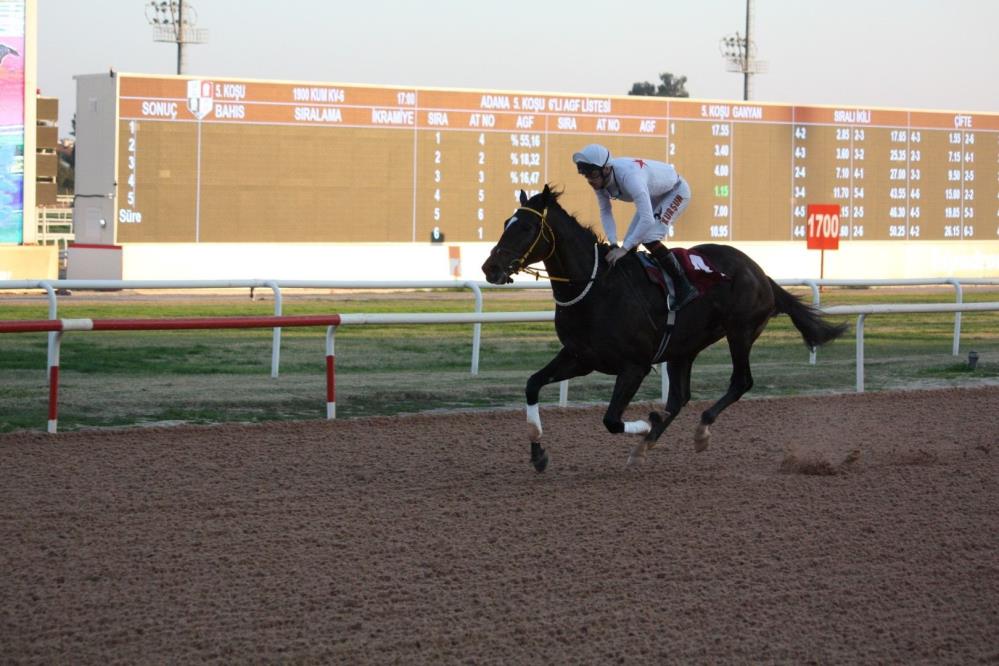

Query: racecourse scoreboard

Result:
[109,74,999,245]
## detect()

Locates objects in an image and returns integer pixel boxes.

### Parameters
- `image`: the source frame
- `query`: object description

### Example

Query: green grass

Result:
[1,287,997,432]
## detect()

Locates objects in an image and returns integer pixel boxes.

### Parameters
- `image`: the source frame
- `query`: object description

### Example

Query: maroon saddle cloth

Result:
[638,248,729,302]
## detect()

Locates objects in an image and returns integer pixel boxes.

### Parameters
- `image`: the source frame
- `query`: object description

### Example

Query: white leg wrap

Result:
[623,420,651,435]
[526,403,542,440]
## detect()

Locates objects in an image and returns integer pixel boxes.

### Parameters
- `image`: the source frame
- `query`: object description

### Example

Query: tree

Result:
[57,145,74,195]
[628,72,689,98]
[57,113,76,195]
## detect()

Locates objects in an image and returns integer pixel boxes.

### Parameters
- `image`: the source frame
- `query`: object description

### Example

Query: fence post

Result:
[948,278,963,356]
[325,325,337,419]
[39,281,57,380]
[855,314,866,393]
[467,282,483,375]
[48,329,63,433]
[806,279,820,365]
[267,281,282,378]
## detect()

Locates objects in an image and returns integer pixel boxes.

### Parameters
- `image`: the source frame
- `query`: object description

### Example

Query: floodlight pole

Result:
[146,1,207,76]
[176,0,185,76]
[742,0,750,101]
[719,0,765,102]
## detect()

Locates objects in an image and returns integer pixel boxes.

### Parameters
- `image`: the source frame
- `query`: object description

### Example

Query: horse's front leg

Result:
[599,364,653,467]
[525,348,592,473]
[644,357,692,449]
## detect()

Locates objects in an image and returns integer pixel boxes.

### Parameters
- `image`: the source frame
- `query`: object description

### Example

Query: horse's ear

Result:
[542,184,556,206]
[519,190,528,206]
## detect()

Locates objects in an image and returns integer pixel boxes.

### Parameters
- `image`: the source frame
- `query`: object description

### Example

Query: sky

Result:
[37,0,999,138]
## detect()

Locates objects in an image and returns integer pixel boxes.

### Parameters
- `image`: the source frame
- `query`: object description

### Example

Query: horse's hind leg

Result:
[525,348,592,472]
[696,329,760,451]
[645,356,692,448]
[599,364,653,466]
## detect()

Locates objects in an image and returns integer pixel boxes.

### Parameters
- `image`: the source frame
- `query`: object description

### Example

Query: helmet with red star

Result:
[572,144,611,175]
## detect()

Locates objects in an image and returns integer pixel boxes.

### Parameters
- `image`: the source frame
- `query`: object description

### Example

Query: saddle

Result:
[637,248,729,310]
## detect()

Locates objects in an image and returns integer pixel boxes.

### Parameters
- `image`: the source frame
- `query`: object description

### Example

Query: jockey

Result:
[572,143,697,309]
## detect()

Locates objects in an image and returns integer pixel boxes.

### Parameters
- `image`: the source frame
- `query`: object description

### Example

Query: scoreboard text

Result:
[115,75,999,245]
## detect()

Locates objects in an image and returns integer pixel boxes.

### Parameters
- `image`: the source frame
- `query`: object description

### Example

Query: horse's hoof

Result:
[628,441,648,467]
[694,423,711,452]
[530,442,549,473]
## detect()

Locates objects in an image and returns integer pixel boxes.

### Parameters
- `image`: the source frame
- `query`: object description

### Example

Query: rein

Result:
[507,206,599,308]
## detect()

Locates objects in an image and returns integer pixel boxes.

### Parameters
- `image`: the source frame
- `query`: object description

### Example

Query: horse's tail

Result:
[769,279,849,349]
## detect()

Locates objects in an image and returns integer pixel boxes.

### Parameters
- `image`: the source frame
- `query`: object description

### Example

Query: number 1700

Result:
[807,211,839,238]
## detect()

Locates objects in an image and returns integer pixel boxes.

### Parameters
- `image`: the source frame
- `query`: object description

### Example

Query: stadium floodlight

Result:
[144,0,208,75]
[719,0,767,101]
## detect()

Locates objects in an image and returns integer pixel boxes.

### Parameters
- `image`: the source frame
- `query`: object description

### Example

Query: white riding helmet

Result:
[572,144,611,173]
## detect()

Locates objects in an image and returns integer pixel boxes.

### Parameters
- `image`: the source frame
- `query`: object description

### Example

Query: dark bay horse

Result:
[481,185,848,472]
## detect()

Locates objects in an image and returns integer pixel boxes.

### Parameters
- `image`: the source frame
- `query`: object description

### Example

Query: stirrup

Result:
[670,283,697,310]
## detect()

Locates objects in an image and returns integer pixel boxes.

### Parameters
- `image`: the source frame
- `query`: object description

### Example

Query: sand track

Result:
[1,387,997,663]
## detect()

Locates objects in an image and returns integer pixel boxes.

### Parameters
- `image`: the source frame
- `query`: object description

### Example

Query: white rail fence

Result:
[2,302,997,433]
[823,302,999,392]
[3,277,999,381]
[1,279,493,378]
[782,278,999,363]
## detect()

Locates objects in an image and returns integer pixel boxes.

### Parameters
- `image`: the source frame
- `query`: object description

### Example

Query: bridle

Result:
[504,206,557,281]
[500,206,599,308]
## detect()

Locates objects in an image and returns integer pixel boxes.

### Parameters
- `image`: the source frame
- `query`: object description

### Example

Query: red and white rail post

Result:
[325,325,336,419]
[47,340,59,433]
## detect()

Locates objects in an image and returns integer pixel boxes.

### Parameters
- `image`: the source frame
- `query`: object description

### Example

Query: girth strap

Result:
[651,309,677,363]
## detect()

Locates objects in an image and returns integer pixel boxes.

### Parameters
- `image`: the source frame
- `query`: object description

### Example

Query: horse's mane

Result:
[542,186,605,246]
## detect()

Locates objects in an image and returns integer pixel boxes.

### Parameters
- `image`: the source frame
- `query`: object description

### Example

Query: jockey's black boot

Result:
[649,243,698,310]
